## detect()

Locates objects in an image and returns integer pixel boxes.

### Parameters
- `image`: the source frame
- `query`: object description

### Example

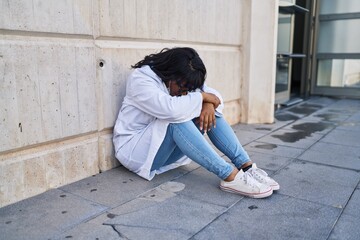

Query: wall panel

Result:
[0,0,252,207]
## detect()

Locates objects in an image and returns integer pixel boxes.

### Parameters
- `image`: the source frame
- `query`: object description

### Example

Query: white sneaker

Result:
[247,163,280,190]
[220,170,273,198]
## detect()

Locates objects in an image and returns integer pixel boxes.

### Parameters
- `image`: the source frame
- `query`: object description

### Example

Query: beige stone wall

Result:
[241,0,278,123]
[0,0,278,207]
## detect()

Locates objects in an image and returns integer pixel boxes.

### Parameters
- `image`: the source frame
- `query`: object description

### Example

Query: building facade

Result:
[0,0,289,207]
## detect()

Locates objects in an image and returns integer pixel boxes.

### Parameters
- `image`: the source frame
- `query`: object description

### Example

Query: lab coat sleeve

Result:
[201,84,224,115]
[128,76,203,123]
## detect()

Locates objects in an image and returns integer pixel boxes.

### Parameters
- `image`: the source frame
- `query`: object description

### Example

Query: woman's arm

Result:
[198,85,224,132]
[201,84,224,115]
[128,76,203,123]
[201,92,221,109]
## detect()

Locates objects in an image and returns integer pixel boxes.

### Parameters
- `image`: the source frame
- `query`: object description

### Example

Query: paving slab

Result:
[342,189,360,217]
[246,151,293,172]
[320,129,360,147]
[299,142,360,170]
[174,167,242,207]
[286,103,324,116]
[0,189,108,240]
[327,99,360,110]
[290,115,340,125]
[305,96,338,106]
[274,111,301,121]
[346,112,360,121]
[192,194,340,240]
[337,113,360,132]
[307,108,353,123]
[59,163,199,208]
[336,121,360,132]
[273,160,360,207]
[328,189,360,240]
[104,193,226,240]
[245,141,305,158]
[256,128,324,149]
[233,129,266,145]
[54,218,120,240]
[232,120,290,134]
[328,213,360,240]
[316,107,359,115]
[282,119,336,135]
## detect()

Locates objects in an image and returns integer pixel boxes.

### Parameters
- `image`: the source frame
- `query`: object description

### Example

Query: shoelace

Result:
[248,168,268,182]
[243,171,262,188]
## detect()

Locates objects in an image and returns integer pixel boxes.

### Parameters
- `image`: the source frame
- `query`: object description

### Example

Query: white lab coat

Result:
[113,65,224,180]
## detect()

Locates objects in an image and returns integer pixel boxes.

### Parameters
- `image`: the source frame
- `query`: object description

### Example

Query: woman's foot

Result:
[247,163,280,190]
[220,170,273,198]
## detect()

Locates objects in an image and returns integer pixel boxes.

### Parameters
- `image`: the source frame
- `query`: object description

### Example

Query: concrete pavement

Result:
[1,96,360,240]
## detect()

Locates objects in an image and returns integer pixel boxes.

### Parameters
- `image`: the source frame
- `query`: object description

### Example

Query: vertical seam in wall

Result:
[94,0,103,170]
[240,0,251,123]
[57,47,64,137]
[95,54,103,132]
[96,0,104,171]
[36,46,44,142]
[135,0,138,38]
[31,0,35,27]
[92,0,97,39]
[271,0,279,105]
[75,47,81,133]
[72,0,75,33]
[108,0,112,34]
[7,0,12,23]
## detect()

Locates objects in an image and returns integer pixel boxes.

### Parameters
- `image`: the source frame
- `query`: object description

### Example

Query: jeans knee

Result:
[169,120,196,129]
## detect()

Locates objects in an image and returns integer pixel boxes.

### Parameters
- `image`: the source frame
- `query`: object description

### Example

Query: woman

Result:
[113,47,279,198]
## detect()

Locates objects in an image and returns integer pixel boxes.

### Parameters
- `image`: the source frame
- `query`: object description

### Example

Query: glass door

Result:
[276,10,293,103]
[311,0,360,97]
[276,0,308,104]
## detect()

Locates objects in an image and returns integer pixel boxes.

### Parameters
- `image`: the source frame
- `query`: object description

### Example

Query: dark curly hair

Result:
[132,47,206,91]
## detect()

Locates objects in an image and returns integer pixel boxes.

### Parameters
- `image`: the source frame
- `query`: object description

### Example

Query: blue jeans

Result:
[151,116,250,180]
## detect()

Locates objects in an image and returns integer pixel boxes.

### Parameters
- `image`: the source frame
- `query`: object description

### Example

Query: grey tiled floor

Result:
[1,97,360,240]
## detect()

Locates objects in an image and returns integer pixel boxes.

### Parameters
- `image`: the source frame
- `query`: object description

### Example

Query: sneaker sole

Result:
[219,185,273,199]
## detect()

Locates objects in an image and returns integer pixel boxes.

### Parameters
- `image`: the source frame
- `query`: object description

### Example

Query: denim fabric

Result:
[151,116,250,179]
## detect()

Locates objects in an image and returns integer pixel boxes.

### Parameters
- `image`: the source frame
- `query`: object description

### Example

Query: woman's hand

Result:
[201,92,221,109]
[198,102,216,133]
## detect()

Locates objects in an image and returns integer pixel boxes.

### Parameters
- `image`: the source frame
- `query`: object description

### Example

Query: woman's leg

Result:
[151,121,234,180]
[150,135,185,171]
[207,117,280,191]
[152,119,274,198]
[206,116,251,169]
